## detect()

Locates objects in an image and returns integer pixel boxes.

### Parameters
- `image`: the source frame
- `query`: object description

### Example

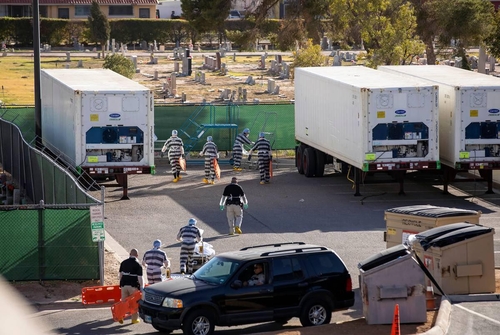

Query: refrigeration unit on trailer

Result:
[294,66,440,195]
[378,65,500,193]
[41,69,155,199]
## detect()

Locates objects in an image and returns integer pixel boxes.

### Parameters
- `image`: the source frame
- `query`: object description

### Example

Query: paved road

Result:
[32,157,500,334]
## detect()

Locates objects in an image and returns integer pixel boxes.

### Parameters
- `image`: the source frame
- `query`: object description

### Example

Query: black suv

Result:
[139,242,355,335]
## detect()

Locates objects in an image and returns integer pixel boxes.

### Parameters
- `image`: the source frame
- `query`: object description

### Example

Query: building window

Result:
[109,6,133,16]
[58,8,69,19]
[139,8,150,18]
[40,6,48,18]
[75,5,91,17]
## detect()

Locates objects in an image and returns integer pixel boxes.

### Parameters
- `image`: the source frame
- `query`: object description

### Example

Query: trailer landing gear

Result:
[115,174,130,200]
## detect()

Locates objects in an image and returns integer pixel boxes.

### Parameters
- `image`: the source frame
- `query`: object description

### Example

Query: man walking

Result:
[220,177,248,234]
[248,132,272,184]
[232,128,252,171]
[142,239,170,284]
[118,248,144,324]
[200,136,218,184]
[176,218,202,274]
[162,130,184,182]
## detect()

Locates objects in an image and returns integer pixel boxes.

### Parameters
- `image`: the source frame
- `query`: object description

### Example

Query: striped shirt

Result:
[176,225,202,244]
[250,138,271,153]
[233,133,252,146]
[201,141,218,158]
[164,136,184,155]
[142,248,168,269]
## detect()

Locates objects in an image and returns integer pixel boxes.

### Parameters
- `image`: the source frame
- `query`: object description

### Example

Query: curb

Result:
[421,297,451,335]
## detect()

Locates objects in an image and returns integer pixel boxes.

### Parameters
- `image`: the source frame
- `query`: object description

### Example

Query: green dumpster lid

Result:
[425,225,493,249]
[386,205,479,218]
[358,244,409,272]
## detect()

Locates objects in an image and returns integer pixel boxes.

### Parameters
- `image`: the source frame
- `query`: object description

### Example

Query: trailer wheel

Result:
[303,147,317,177]
[296,145,305,174]
[315,150,325,177]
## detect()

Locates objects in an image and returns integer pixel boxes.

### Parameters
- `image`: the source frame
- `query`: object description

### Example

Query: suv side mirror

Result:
[231,280,243,289]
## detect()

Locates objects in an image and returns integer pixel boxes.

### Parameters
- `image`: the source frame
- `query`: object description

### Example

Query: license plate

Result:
[145,315,152,324]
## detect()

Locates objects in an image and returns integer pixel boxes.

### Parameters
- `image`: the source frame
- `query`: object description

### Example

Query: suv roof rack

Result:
[260,246,328,256]
[240,242,305,251]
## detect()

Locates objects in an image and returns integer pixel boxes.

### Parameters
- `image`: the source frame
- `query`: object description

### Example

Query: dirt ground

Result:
[10,245,500,335]
[130,52,297,104]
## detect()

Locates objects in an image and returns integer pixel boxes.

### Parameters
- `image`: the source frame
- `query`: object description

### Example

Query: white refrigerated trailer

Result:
[379,65,500,193]
[41,69,155,199]
[294,66,440,195]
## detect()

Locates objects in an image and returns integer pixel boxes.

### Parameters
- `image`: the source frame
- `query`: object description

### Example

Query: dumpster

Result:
[411,223,495,295]
[384,205,481,248]
[358,244,427,325]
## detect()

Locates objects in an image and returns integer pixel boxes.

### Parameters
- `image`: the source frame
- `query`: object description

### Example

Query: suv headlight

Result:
[162,297,183,308]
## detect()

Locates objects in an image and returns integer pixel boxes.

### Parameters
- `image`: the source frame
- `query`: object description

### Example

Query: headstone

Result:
[275,55,282,64]
[154,40,158,52]
[140,40,148,50]
[174,61,180,72]
[77,60,83,68]
[154,70,158,80]
[267,79,275,93]
[245,76,255,85]
[130,55,138,71]
[233,52,236,62]
[333,55,341,66]
[454,57,462,68]
[66,52,71,62]
[478,46,487,74]
[259,55,266,69]
[242,89,247,102]
[111,38,115,53]
[200,72,205,84]
[159,45,165,52]
[215,52,221,70]
[489,56,496,72]
[65,64,70,69]
[221,63,227,75]
[181,92,186,102]
[469,56,478,70]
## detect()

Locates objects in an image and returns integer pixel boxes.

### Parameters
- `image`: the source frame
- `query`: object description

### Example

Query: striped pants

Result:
[146,266,163,284]
[169,154,181,176]
[258,154,271,182]
[232,144,243,167]
[204,157,215,180]
[179,242,196,273]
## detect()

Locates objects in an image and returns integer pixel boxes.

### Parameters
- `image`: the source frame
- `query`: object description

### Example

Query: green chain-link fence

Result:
[0,205,99,281]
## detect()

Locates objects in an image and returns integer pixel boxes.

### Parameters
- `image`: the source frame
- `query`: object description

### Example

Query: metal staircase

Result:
[180,103,240,151]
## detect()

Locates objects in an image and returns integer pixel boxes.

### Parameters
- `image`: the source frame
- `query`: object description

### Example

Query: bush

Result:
[102,54,135,78]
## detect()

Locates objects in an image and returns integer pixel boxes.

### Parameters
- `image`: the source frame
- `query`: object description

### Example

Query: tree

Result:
[181,0,231,42]
[485,11,500,59]
[88,0,110,52]
[291,39,326,78]
[103,54,135,79]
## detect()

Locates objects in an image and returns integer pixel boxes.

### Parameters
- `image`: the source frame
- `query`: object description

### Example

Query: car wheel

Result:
[296,145,305,174]
[299,299,332,327]
[303,147,317,177]
[182,309,215,335]
[152,323,173,334]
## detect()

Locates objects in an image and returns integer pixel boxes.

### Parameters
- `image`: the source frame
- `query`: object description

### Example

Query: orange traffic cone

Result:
[390,304,400,335]
[426,285,436,310]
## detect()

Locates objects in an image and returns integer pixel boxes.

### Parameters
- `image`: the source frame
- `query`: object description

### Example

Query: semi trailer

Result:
[294,66,440,195]
[41,69,155,199]
[379,65,500,193]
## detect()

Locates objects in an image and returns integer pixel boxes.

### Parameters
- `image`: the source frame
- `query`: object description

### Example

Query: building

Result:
[0,0,158,19]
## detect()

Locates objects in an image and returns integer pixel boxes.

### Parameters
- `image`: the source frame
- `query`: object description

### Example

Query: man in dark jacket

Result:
[118,248,144,324]
[220,177,248,234]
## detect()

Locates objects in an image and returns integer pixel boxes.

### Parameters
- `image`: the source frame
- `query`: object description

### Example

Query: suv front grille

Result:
[144,292,164,306]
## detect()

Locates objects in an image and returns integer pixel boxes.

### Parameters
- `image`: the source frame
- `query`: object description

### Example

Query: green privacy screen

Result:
[0,208,99,281]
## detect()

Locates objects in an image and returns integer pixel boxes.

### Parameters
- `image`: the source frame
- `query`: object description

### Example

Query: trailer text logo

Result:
[109,113,121,120]
[394,110,407,117]
[488,108,500,116]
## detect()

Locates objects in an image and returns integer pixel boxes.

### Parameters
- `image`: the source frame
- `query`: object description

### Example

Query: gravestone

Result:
[77,60,83,68]
[333,55,341,66]
[66,52,71,62]
[321,36,329,50]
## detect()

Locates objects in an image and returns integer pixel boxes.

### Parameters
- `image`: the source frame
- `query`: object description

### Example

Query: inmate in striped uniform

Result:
[249,135,272,183]
[232,130,252,169]
[176,220,202,274]
[163,134,184,180]
[142,247,168,284]
[200,138,218,183]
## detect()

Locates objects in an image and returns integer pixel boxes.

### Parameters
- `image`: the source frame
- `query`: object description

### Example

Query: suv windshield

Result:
[193,256,240,284]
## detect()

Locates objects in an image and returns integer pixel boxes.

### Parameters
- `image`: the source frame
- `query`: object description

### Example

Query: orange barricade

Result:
[81,285,121,305]
[111,290,143,322]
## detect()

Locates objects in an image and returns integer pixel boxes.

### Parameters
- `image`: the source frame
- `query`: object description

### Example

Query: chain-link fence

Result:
[0,203,100,281]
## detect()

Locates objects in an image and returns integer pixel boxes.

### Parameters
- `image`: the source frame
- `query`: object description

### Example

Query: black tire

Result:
[315,150,325,177]
[296,145,305,174]
[303,147,317,178]
[152,324,173,334]
[182,309,215,335]
[299,299,332,327]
